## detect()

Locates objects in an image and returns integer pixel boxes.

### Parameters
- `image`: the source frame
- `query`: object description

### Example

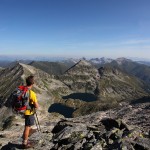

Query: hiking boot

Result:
[22,143,34,149]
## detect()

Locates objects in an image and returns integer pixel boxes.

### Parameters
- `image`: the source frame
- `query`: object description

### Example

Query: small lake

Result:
[48,103,75,118]
[62,93,97,102]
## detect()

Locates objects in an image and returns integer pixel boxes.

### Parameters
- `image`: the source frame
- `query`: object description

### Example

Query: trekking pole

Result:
[34,109,41,132]
[34,109,48,145]
[34,114,40,132]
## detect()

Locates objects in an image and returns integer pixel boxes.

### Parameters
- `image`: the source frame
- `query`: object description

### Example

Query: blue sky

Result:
[0,0,150,59]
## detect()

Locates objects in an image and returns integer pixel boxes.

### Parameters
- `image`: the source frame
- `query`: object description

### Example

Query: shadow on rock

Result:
[1,142,24,150]
[131,96,150,105]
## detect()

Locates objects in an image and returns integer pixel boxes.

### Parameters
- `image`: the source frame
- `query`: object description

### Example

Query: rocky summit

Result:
[0,99,150,150]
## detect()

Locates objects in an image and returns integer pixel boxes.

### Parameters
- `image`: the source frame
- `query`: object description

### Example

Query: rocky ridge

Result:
[105,58,150,85]
[59,60,99,93]
[0,99,150,150]
[0,63,72,128]
[97,66,148,101]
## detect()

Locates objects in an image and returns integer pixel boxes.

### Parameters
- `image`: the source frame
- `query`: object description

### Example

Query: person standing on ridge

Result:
[22,75,39,148]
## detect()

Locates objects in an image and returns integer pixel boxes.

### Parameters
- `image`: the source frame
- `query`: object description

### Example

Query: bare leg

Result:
[22,126,31,145]
[29,128,37,137]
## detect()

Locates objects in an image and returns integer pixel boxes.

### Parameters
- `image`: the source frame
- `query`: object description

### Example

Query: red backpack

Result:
[12,86,30,113]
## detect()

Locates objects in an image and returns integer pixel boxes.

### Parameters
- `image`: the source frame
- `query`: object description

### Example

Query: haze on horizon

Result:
[0,0,150,59]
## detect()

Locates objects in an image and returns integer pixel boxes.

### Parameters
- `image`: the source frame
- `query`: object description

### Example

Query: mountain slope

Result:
[59,60,99,93]
[0,63,72,127]
[0,67,4,70]
[0,64,23,107]
[29,61,70,75]
[97,66,149,101]
[0,61,12,68]
[136,60,150,66]
[105,58,150,84]
[0,60,149,120]
[59,60,149,101]
[57,60,150,117]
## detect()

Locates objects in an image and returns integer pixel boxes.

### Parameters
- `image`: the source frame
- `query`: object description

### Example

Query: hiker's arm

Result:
[32,92,39,108]
[34,102,39,108]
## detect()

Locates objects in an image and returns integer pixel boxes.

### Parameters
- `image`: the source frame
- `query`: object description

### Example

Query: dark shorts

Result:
[25,115,35,127]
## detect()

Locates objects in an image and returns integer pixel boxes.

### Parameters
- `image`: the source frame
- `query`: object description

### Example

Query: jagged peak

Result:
[5,62,36,76]
[64,59,93,73]
[90,57,113,64]
[19,63,36,74]
[76,60,92,66]
[98,66,122,76]
[115,57,132,65]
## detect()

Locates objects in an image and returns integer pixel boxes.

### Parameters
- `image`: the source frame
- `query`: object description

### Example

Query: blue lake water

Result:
[48,103,75,118]
[62,93,97,102]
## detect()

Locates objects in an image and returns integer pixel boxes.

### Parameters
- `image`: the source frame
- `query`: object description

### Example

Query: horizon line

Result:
[0,55,150,61]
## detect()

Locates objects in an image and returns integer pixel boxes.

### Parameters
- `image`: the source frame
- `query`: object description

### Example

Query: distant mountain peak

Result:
[65,59,93,74]
[115,57,132,65]
[90,57,113,64]
[76,60,92,66]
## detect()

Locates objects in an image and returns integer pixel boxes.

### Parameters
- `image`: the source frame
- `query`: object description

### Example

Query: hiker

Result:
[22,75,39,148]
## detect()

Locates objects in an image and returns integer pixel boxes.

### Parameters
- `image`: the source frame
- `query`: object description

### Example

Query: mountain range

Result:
[0,58,150,118]
[0,57,150,149]
[103,58,150,85]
